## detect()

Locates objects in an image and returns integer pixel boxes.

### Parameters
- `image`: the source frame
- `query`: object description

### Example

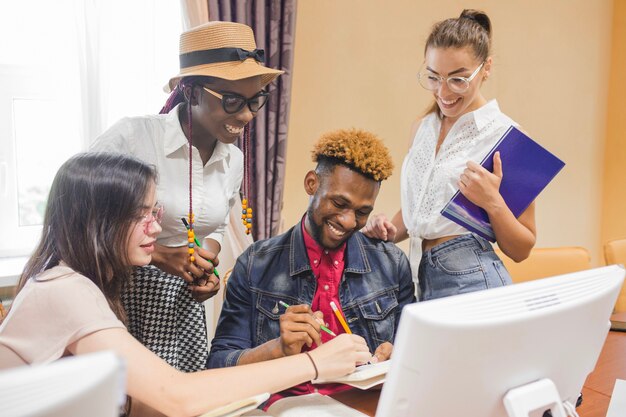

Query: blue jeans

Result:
[418,234,512,301]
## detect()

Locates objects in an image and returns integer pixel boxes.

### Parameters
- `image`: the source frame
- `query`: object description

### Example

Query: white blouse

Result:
[91,104,243,247]
[400,100,517,275]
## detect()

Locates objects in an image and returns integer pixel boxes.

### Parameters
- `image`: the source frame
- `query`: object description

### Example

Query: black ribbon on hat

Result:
[180,47,265,69]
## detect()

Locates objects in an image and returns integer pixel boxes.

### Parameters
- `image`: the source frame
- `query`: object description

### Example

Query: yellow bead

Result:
[247,214,252,219]
[241,214,246,220]
[187,230,195,238]
[242,199,248,206]
[246,223,252,229]
[188,248,194,255]
[190,256,195,263]
[188,237,194,243]
[247,208,252,214]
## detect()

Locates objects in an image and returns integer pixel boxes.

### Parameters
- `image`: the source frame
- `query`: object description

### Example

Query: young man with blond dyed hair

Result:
[208,128,415,406]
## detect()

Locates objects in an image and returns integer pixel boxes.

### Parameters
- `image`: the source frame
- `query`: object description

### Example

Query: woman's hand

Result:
[151,244,220,302]
[361,213,397,242]
[459,151,537,262]
[458,151,505,211]
[307,334,371,380]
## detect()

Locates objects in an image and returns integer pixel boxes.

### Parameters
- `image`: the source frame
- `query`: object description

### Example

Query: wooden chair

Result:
[495,246,591,284]
[604,238,626,312]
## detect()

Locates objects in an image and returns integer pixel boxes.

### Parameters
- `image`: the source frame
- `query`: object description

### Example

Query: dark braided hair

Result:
[159,76,216,114]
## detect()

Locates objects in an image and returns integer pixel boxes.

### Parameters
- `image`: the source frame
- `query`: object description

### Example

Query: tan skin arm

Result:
[69,328,371,417]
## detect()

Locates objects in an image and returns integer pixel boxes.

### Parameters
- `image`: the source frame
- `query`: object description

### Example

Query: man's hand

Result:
[370,341,393,363]
[279,304,324,356]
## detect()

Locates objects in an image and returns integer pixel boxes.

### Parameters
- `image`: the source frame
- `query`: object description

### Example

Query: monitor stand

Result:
[503,379,567,417]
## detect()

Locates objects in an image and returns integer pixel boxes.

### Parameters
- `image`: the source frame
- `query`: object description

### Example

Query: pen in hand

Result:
[180,217,219,279]
[278,301,337,337]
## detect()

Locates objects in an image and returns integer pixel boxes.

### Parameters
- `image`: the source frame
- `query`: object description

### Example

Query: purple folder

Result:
[440,126,565,242]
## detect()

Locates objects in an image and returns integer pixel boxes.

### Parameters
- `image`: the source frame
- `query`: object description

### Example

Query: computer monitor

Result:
[376,265,624,417]
[0,351,125,417]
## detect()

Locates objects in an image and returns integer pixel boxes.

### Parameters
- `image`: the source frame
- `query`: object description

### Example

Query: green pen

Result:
[278,301,336,337]
[181,217,219,278]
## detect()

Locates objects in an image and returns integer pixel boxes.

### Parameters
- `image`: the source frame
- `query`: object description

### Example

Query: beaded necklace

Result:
[186,98,254,264]
[185,102,197,264]
[241,125,253,235]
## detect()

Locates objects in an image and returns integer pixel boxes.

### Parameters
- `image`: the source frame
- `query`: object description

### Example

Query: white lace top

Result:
[400,100,517,276]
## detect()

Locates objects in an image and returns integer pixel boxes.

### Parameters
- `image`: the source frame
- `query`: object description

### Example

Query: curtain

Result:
[181,0,209,29]
[208,0,297,240]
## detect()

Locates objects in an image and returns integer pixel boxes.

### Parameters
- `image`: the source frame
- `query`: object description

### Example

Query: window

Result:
[0,0,181,257]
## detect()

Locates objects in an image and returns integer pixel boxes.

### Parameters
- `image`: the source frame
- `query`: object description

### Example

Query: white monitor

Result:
[0,351,125,417]
[376,265,624,417]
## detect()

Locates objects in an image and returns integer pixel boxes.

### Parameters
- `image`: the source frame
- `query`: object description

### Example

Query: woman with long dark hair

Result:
[0,152,370,416]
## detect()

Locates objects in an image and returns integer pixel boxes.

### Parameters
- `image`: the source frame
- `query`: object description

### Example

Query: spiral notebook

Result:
[441,126,565,242]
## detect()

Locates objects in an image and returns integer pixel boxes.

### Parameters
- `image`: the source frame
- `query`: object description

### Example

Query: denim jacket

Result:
[207,221,415,368]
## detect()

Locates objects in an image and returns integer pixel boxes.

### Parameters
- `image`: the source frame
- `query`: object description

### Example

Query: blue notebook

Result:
[440,126,565,242]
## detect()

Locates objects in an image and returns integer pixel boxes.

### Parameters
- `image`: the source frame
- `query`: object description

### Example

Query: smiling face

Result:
[190,76,264,145]
[126,182,162,266]
[304,165,380,249]
[424,47,491,122]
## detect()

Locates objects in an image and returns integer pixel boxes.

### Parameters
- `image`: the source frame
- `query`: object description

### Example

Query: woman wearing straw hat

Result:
[91,21,282,372]
[362,10,536,301]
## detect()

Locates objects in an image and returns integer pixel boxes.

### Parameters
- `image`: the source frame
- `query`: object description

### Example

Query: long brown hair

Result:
[423,9,493,117]
[17,152,157,321]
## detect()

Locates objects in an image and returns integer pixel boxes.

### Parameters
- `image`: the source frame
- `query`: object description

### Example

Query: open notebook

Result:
[199,393,270,417]
[241,393,369,417]
[313,360,391,389]
[198,362,390,417]
[200,393,367,417]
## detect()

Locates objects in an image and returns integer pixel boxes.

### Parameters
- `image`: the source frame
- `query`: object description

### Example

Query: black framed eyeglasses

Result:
[202,86,269,114]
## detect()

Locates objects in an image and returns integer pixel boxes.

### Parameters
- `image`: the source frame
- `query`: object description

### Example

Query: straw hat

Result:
[166,21,284,92]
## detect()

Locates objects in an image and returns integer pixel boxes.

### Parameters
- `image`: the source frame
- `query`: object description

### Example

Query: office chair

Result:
[604,238,626,312]
[495,246,591,283]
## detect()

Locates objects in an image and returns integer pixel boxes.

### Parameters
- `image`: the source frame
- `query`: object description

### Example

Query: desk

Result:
[333,331,626,416]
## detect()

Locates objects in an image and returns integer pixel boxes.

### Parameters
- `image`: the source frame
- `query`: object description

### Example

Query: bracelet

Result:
[304,351,319,380]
